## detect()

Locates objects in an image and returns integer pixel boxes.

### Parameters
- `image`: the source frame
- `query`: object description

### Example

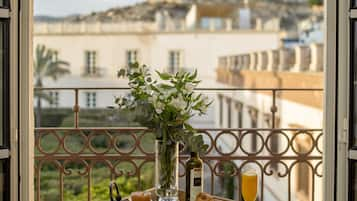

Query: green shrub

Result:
[309,0,323,6]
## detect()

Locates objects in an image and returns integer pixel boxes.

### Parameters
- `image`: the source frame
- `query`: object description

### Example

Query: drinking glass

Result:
[241,168,258,201]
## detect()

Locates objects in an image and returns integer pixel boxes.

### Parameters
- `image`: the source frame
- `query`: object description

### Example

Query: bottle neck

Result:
[190,152,199,158]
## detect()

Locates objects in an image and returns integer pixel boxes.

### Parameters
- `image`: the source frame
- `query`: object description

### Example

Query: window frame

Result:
[49,91,59,108]
[84,50,97,75]
[0,3,15,201]
[10,0,339,200]
[19,0,35,200]
[168,50,183,74]
[235,102,243,128]
[85,92,97,108]
[126,49,139,67]
[0,19,10,149]
[226,98,232,128]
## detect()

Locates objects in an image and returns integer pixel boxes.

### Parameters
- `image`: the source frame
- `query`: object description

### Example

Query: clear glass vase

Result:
[155,139,179,201]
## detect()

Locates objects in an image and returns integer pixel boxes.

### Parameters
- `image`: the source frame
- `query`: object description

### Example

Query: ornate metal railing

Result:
[35,127,323,201]
[34,87,323,201]
[34,87,323,129]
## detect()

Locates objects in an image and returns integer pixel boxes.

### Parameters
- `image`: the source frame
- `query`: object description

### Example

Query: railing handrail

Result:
[34,127,323,201]
[34,127,323,131]
[34,87,324,128]
[34,87,323,91]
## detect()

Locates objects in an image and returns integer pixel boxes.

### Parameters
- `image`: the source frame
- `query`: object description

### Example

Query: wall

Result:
[34,31,280,87]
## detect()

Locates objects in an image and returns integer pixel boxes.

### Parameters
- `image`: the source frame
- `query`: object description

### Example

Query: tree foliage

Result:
[309,0,323,6]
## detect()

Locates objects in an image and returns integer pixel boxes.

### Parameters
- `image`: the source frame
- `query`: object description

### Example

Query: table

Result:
[126,189,234,201]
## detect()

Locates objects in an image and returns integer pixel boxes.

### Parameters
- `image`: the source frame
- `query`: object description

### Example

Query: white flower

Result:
[155,102,164,114]
[167,88,177,96]
[185,83,196,92]
[159,94,165,100]
[201,105,208,113]
[205,96,212,105]
[170,95,186,110]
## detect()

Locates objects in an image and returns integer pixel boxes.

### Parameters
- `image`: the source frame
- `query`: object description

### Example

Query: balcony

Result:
[34,87,323,201]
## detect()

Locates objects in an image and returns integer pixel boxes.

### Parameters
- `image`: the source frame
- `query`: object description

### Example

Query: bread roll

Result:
[195,192,214,201]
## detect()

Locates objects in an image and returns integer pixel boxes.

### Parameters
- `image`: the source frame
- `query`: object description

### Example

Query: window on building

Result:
[49,91,59,108]
[218,95,223,127]
[236,102,243,128]
[200,17,224,30]
[126,50,138,67]
[295,136,313,201]
[84,51,97,75]
[227,98,232,128]
[168,50,182,73]
[249,107,258,152]
[51,50,58,62]
[85,92,97,108]
[264,114,281,171]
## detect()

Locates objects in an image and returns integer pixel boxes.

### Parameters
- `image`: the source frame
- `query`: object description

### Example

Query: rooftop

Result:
[34,0,320,33]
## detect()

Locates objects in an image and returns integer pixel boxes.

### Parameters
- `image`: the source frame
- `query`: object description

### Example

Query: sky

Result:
[34,0,145,17]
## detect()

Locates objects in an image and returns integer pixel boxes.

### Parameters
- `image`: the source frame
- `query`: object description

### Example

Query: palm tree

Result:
[34,44,70,127]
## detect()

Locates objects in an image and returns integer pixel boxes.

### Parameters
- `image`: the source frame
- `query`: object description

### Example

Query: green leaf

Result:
[117,69,126,78]
[156,71,172,80]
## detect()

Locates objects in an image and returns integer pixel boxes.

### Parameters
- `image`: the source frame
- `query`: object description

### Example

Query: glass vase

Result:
[155,139,179,201]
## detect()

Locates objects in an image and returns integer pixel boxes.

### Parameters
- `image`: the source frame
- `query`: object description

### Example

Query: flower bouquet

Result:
[116,63,211,201]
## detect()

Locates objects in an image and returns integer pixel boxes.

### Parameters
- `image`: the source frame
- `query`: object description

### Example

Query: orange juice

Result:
[241,170,258,201]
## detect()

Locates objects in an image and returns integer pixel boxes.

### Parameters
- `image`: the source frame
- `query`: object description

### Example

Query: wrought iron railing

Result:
[34,87,323,201]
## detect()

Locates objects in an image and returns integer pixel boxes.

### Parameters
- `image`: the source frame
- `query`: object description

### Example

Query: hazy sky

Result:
[35,0,145,16]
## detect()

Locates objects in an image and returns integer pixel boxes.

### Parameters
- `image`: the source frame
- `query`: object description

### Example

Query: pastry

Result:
[195,192,214,201]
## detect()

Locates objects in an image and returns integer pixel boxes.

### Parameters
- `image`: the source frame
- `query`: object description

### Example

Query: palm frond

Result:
[33,44,71,83]
[34,91,54,103]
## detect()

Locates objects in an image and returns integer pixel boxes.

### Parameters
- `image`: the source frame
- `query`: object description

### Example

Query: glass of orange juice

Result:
[241,168,258,201]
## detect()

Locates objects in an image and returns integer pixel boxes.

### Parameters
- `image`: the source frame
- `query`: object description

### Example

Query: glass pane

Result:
[0,0,8,8]
[0,160,9,201]
[351,162,357,200]
[0,21,9,147]
[353,21,357,146]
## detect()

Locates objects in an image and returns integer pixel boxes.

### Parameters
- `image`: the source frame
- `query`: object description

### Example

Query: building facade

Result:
[215,43,323,200]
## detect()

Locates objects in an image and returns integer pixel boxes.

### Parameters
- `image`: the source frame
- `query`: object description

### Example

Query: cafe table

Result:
[125,188,234,201]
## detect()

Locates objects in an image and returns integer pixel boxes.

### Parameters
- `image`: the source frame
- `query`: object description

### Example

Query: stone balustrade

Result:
[292,45,311,72]
[34,22,158,34]
[309,43,324,72]
[217,43,323,73]
[267,49,279,71]
[278,48,295,71]
[257,51,268,71]
[249,52,258,70]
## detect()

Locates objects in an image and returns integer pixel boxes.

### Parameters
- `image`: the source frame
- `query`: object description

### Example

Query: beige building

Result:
[216,43,323,200]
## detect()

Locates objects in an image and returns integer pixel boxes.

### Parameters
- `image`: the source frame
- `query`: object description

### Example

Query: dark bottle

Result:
[185,152,203,201]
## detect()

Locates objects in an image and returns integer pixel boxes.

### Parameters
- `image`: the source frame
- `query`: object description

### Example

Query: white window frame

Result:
[85,92,97,108]
[324,0,348,201]
[49,91,59,108]
[126,49,139,67]
[13,0,340,200]
[19,0,34,200]
[8,0,20,200]
[51,49,58,62]
[168,50,183,73]
[84,50,97,75]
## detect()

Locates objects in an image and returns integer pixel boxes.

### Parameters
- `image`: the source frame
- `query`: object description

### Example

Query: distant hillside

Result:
[34,0,318,33]
[34,15,66,22]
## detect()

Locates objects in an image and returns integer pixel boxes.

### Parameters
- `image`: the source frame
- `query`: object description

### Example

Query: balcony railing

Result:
[34,87,323,201]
